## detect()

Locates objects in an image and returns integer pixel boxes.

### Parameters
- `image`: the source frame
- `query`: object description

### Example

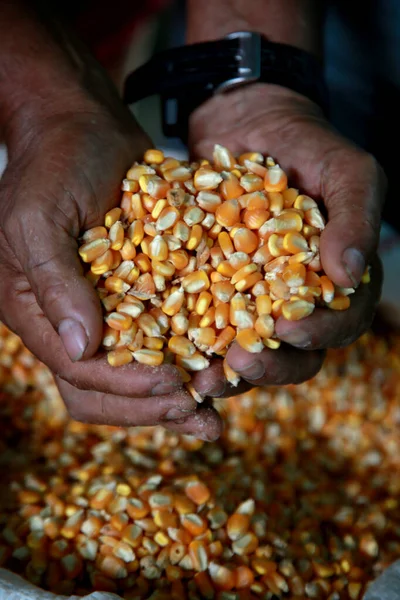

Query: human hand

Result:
[0,34,226,441]
[189,84,384,398]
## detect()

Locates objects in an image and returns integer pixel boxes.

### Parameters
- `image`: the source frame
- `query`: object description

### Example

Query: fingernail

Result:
[58,319,88,362]
[280,329,311,348]
[202,380,226,397]
[239,360,265,380]
[152,381,182,396]
[342,248,365,287]
[163,407,192,422]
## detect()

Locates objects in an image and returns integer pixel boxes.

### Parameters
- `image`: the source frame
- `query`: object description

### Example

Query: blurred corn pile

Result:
[1,322,400,599]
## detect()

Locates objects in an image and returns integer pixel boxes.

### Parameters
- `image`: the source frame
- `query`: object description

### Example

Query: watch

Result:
[123,31,329,143]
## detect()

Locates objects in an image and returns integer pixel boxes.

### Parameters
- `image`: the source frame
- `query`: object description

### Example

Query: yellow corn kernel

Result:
[320,275,335,303]
[132,349,164,366]
[244,159,267,178]
[281,299,315,321]
[215,199,241,228]
[361,266,371,284]
[283,231,309,254]
[79,239,110,263]
[91,250,113,275]
[107,348,133,367]
[181,270,210,293]
[211,304,227,330]
[223,359,241,386]
[212,326,236,353]
[328,296,351,310]
[143,337,164,350]
[255,295,272,316]
[189,327,216,352]
[264,165,288,192]
[194,168,223,190]
[120,239,137,261]
[82,226,108,243]
[197,191,222,213]
[162,289,185,316]
[105,312,133,331]
[305,207,325,230]
[235,329,263,353]
[282,187,299,208]
[220,173,244,201]
[217,261,237,278]
[144,148,164,164]
[186,224,203,251]
[238,151,263,165]
[104,276,130,294]
[148,235,168,261]
[155,206,180,231]
[185,481,211,505]
[176,353,210,371]
[282,263,307,287]
[128,220,145,246]
[102,293,125,313]
[168,336,196,358]
[230,263,258,285]
[211,281,235,303]
[105,207,122,228]
[227,513,250,541]
[218,232,234,258]
[108,221,124,251]
[243,208,270,230]
[102,325,119,349]
[235,272,263,292]
[213,144,235,169]
[188,540,208,572]
[240,173,264,193]
[233,228,259,253]
[263,338,281,349]
[254,314,274,339]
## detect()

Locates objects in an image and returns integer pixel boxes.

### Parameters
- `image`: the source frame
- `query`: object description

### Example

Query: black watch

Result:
[124,31,329,143]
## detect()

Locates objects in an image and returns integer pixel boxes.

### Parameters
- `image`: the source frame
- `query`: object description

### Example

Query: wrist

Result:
[0,1,133,152]
[187,0,323,58]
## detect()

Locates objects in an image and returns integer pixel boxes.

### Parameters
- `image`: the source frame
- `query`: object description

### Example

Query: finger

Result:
[56,377,197,426]
[226,342,325,386]
[164,405,224,442]
[191,361,227,397]
[276,255,383,349]
[0,256,184,397]
[319,150,386,288]
[1,196,104,362]
[190,360,255,399]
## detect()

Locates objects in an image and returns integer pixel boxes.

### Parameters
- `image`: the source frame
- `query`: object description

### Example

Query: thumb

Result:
[4,206,102,362]
[319,151,386,288]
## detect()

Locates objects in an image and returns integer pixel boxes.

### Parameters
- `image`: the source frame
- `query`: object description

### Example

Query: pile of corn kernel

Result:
[1,321,400,599]
[78,146,361,391]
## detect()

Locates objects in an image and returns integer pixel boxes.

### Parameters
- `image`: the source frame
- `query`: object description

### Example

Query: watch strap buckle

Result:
[216,31,262,93]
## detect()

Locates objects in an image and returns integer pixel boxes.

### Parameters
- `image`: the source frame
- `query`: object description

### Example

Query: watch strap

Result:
[124,32,328,141]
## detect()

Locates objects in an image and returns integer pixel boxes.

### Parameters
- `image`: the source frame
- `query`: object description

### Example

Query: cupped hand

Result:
[0,96,223,441]
[189,84,385,398]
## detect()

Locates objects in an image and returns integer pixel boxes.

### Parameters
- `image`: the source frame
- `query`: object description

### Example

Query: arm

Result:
[187,0,322,55]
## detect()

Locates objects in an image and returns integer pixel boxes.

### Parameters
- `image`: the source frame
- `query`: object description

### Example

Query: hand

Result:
[0,66,224,442]
[189,84,384,398]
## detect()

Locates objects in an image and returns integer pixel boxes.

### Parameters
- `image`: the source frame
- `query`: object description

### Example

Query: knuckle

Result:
[35,276,69,317]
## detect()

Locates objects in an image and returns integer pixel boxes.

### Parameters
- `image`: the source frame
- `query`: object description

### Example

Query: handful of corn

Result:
[78,146,367,391]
